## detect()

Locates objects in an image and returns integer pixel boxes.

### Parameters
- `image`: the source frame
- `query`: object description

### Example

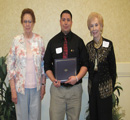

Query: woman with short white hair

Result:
[86,12,117,120]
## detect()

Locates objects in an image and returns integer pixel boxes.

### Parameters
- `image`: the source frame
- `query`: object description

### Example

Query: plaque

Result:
[55,58,77,83]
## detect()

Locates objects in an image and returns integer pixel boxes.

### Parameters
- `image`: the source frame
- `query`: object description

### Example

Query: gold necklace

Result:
[94,37,103,49]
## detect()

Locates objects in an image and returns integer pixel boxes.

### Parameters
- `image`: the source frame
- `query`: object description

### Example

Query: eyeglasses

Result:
[23,20,32,24]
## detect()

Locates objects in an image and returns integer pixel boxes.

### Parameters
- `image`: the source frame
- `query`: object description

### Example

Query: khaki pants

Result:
[49,83,83,120]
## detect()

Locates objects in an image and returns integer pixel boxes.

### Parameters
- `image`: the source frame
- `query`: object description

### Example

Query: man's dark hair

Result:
[60,10,72,19]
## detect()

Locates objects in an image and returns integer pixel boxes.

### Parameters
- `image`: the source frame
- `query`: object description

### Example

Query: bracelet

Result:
[42,83,46,86]
[76,76,78,82]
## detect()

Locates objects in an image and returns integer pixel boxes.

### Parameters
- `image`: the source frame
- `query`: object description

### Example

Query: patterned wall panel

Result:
[0,0,130,62]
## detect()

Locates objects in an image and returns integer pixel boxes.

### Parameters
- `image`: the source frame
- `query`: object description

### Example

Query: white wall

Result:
[0,0,130,62]
[41,63,130,120]
[116,63,130,120]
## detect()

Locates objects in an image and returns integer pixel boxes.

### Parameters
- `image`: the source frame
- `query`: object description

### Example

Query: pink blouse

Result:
[25,38,37,88]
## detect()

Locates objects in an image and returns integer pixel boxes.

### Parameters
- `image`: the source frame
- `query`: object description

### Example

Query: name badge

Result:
[102,41,109,48]
[21,59,26,66]
[56,47,62,54]
[32,42,38,47]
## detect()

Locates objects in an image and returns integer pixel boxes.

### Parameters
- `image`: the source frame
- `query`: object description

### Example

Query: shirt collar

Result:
[60,31,72,41]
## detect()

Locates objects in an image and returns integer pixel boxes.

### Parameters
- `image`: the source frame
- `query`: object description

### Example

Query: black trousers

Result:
[89,73,112,120]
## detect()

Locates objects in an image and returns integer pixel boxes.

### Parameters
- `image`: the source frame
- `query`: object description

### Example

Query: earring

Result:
[100,29,103,35]
[90,32,92,36]
[100,30,103,35]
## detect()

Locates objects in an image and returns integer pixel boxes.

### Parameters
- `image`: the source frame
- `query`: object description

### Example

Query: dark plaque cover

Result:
[55,58,77,83]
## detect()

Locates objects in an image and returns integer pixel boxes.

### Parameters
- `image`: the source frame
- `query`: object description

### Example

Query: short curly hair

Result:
[21,8,36,24]
[87,12,104,31]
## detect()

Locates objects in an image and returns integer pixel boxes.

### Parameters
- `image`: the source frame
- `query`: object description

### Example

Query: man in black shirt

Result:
[44,10,88,120]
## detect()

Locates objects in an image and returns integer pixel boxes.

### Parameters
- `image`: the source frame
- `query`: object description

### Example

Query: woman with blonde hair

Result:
[86,12,117,120]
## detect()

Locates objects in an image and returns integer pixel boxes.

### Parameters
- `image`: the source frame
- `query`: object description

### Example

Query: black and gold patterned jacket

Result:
[86,38,117,97]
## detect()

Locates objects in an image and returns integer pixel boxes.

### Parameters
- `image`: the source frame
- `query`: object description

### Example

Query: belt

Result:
[61,82,80,87]
[61,83,73,87]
